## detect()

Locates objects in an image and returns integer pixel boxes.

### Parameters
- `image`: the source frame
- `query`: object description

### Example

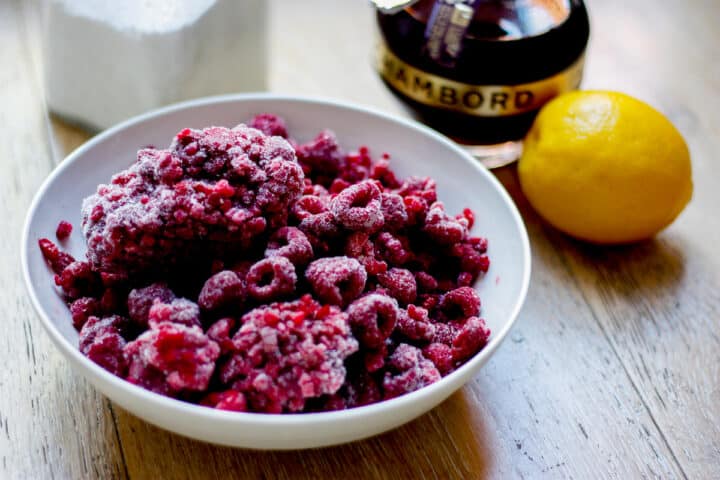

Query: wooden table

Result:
[3,1,719,478]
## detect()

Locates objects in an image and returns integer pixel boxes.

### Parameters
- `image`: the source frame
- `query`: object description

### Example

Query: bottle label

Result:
[376,39,584,117]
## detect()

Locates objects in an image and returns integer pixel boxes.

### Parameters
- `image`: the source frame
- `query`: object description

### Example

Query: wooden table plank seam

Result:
[106,401,131,480]
[550,232,692,480]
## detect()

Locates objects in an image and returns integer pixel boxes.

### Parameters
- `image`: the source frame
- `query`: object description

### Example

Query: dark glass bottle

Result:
[376,0,590,166]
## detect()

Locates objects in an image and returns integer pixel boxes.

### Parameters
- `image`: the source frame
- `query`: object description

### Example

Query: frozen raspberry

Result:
[99,287,126,314]
[418,293,441,313]
[396,176,437,203]
[478,255,490,273]
[377,268,417,305]
[55,261,100,300]
[414,271,439,293]
[344,232,387,276]
[436,277,458,293]
[343,370,382,408]
[307,183,330,198]
[363,347,387,373]
[207,317,236,354]
[395,305,435,342]
[248,113,288,138]
[460,208,475,229]
[438,287,481,322]
[81,124,304,276]
[296,130,343,179]
[291,195,328,221]
[245,256,297,302]
[227,153,265,186]
[380,193,408,230]
[470,235,489,253]
[383,344,441,399]
[309,393,348,412]
[423,343,454,374]
[265,227,313,265]
[79,315,128,376]
[432,322,457,345]
[451,239,490,277]
[124,323,220,394]
[328,178,351,194]
[339,148,372,184]
[256,158,305,213]
[375,232,411,265]
[127,283,176,327]
[147,298,202,328]
[220,296,358,412]
[269,199,292,230]
[38,238,75,274]
[305,256,367,306]
[201,390,248,412]
[370,159,401,189]
[347,293,398,348]
[452,317,490,361]
[291,195,335,241]
[402,194,429,226]
[423,202,468,245]
[456,271,473,287]
[70,297,101,330]
[330,180,384,232]
[79,315,126,349]
[152,149,184,184]
[198,270,245,312]
[123,353,171,396]
[298,211,340,252]
[55,221,73,240]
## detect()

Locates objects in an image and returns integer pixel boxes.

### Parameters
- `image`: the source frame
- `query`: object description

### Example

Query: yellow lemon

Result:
[518,91,693,244]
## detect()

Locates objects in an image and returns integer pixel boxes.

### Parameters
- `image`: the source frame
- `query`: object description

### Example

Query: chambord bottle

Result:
[375,0,590,167]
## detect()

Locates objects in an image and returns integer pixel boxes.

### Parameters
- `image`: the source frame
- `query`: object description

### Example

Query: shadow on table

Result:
[567,235,686,296]
[491,163,687,297]
[114,390,493,479]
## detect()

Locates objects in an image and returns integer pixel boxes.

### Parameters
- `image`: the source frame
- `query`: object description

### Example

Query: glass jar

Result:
[375,0,590,167]
[43,0,267,131]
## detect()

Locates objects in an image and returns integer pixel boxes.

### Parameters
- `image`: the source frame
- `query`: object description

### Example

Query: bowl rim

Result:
[21,92,531,426]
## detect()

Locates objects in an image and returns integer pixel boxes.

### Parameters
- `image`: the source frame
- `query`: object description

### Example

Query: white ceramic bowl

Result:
[22,94,530,449]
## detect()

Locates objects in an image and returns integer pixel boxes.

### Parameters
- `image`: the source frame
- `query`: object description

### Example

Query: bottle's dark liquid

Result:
[376,0,590,145]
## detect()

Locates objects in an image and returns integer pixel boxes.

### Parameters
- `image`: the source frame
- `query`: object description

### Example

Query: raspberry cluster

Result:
[39,114,491,413]
[81,124,304,276]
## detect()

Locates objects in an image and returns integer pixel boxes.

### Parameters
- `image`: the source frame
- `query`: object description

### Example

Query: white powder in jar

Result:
[44,0,267,130]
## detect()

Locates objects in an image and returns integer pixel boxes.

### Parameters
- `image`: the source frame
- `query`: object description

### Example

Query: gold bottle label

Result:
[376,39,584,117]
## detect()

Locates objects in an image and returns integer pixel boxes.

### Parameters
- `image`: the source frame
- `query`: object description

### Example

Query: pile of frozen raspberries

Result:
[39,114,490,413]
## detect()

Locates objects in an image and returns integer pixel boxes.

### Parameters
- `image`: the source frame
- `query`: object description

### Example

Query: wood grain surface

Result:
[3,0,719,478]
